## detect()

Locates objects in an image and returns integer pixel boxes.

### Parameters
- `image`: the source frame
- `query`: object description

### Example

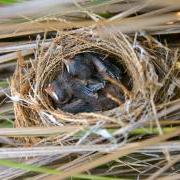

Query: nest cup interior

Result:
[41,49,133,114]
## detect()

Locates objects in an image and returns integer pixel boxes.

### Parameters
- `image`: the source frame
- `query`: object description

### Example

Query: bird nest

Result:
[10,29,179,144]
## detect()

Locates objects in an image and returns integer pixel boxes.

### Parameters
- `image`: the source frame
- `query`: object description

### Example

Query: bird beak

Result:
[51,92,59,101]
[63,59,70,72]
[45,84,59,102]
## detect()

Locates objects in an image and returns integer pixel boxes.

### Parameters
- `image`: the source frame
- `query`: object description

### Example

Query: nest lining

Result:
[10,29,179,144]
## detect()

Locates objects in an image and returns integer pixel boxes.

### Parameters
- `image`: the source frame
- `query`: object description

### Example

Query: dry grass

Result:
[0,0,179,179]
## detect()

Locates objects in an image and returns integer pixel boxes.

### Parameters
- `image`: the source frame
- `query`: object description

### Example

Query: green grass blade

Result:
[73,174,126,180]
[0,159,60,174]
[0,159,123,180]
[0,0,18,5]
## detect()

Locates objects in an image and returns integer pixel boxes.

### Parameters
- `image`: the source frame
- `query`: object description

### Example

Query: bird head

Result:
[45,78,72,105]
[44,82,60,103]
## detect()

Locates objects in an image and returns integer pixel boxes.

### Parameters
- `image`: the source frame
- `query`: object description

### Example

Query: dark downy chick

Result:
[44,73,73,105]
[63,52,122,86]
[100,57,122,80]
[62,99,100,114]
[84,53,122,80]
[45,71,101,106]
[91,83,124,111]
[63,54,95,81]
[102,83,125,102]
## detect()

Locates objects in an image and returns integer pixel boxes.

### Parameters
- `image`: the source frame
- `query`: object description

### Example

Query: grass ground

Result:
[0,1,180,179]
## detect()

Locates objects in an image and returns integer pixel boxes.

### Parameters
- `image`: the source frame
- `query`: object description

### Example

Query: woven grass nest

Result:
[10,29,179,144]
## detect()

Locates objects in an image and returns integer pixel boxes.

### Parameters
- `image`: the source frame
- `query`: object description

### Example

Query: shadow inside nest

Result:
[44,52,133,114]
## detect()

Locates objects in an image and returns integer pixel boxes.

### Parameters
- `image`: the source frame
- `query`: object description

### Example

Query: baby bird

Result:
[63,53,95,81]
[44,73,73,105]
[102,83,125,102]
[63,53,122,82]
[100,57,122,81]
[44,71,103,106]
[85,53,122,80]
[61,99,100,114]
